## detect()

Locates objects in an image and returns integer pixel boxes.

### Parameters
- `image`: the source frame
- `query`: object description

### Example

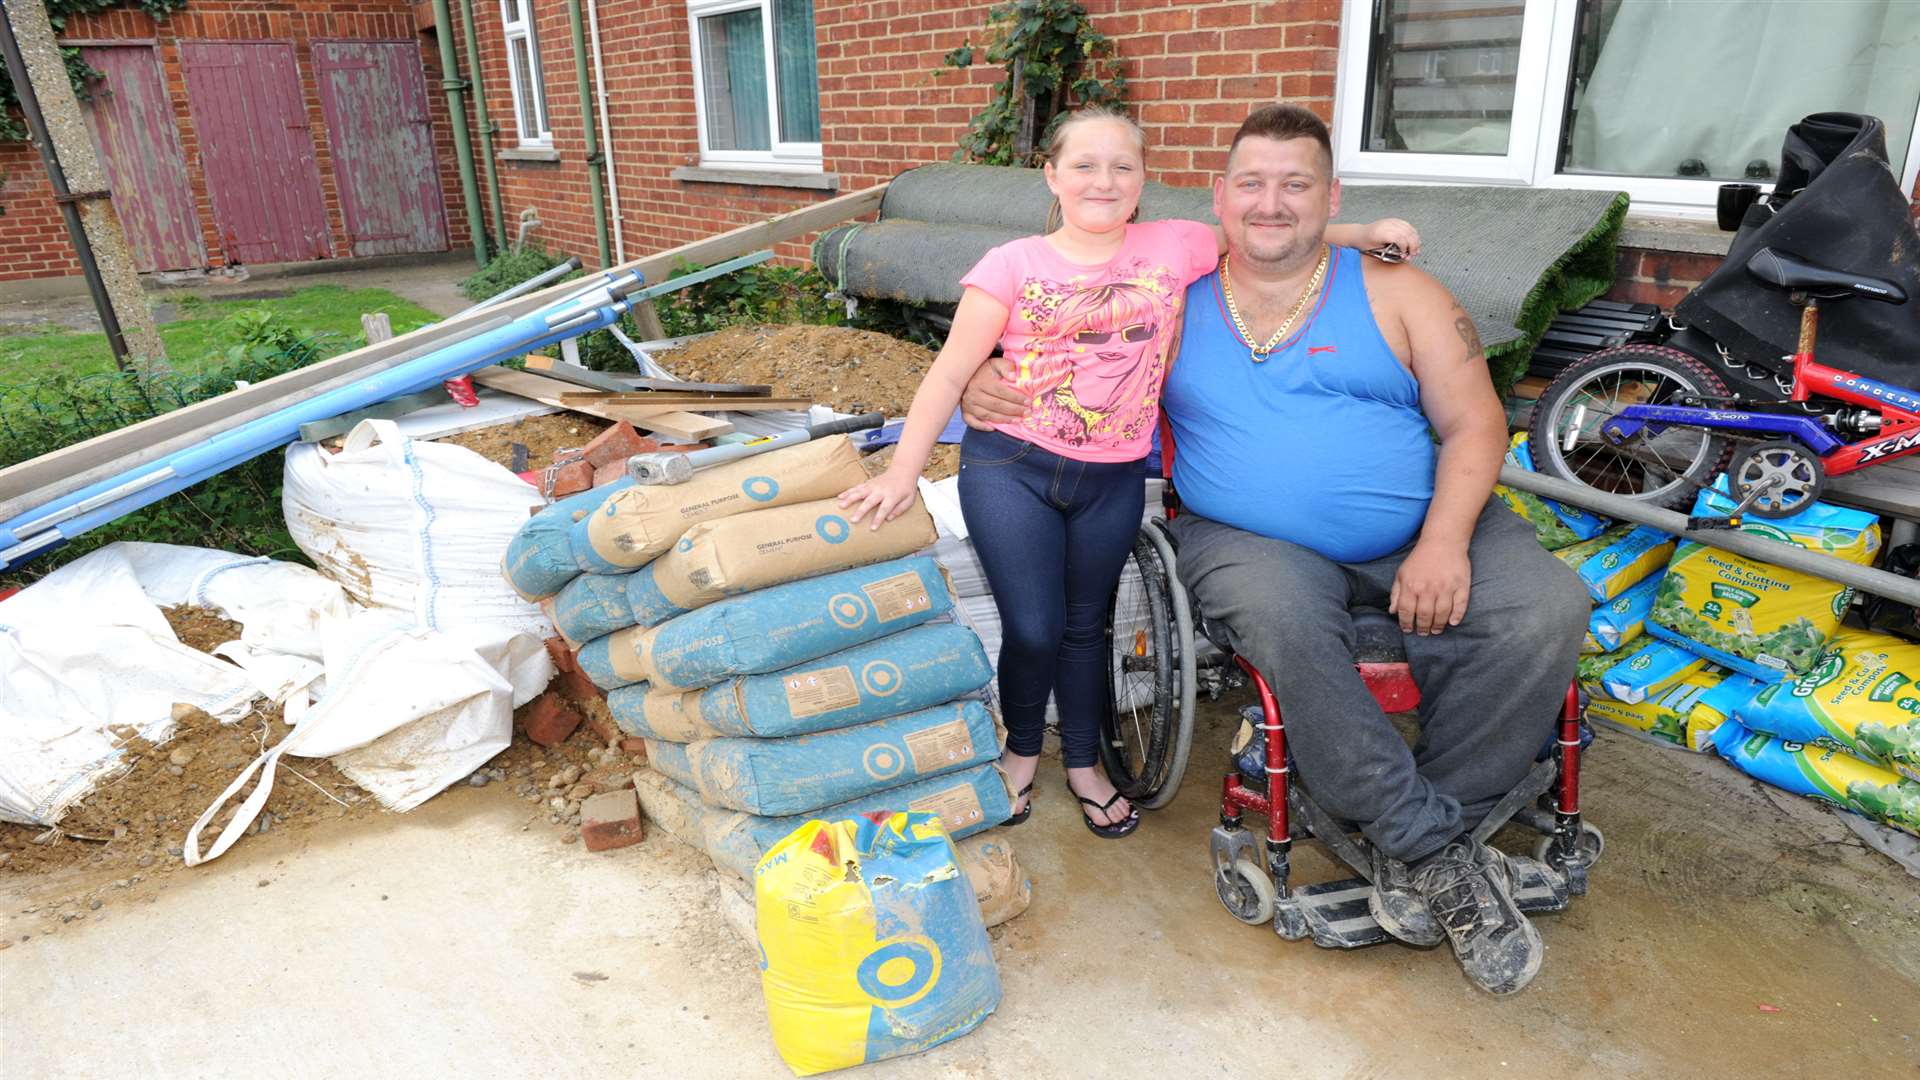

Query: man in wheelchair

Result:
[964,104,1590,994]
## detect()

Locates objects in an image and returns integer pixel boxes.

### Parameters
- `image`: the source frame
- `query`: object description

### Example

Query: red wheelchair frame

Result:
[1136,422,1599,947]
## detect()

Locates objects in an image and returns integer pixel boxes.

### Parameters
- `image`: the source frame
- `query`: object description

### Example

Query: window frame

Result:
[499,0,553,148]
[686,0,823,171]
[1332,0,1920,219]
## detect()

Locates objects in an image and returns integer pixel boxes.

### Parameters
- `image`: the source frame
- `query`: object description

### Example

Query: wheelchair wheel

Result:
[1533,823,1605,871]
[1215,856,1275,925]
[1530,345,1732,510]
[1101,524,1195,808]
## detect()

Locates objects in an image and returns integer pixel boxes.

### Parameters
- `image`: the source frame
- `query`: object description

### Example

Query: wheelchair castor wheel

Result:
[1215,856,1275,925]
[1534,822,1605,871]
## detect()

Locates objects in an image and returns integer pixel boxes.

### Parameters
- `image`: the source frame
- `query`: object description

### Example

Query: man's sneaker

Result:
[1367,847,1443,947]
[1410,836,1544,995]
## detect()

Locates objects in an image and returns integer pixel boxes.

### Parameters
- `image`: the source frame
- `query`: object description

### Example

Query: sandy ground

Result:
[4,690,1916,1080]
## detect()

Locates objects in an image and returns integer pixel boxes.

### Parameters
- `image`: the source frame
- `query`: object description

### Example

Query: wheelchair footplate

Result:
[1274,856,1569,950]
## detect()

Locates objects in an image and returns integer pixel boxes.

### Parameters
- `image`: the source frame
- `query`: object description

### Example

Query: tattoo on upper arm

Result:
[1452,305,1484,363]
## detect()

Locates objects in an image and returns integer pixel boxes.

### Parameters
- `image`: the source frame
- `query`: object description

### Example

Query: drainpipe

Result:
[564,0,612,269]
[458,0,507,251]
[430,0,488,265]
[586,0,625,263]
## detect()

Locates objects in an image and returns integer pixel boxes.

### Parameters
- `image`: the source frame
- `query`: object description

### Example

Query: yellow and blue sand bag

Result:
[1554,523,1676,604]
[755,812,1001,1075]
[1594,637,1710,705]
[1494,434,1610,550]
[1584,571,1664,655]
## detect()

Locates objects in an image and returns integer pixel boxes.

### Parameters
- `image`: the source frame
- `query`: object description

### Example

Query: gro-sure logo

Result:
[1790,652,1844,697]
[1742,523,1794,545]
[1629,654,1652,671]
[1600,553,1621,570]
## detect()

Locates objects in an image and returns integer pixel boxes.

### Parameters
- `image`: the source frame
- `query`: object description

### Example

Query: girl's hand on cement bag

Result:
[839,468,920,530]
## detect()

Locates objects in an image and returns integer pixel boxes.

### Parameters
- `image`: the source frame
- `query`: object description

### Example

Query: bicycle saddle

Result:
[1745,246,1908,304]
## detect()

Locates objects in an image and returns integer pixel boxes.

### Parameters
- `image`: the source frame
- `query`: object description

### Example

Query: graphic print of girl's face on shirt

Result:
[1011,262,1182,449]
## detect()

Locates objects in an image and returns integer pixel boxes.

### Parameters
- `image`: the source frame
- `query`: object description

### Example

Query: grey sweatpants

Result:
[1168,500,1589,863]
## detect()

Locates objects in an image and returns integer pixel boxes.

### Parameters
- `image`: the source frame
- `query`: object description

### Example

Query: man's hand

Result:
[1389,539,1471,635]
[959,354,1028,430]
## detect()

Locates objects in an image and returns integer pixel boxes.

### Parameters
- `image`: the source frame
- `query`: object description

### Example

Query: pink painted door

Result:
[312,41,449,256]
[179,41,331,264]
[78,45,204,272]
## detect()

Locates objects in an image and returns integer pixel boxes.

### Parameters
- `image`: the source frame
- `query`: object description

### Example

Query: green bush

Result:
[0,333,327,589]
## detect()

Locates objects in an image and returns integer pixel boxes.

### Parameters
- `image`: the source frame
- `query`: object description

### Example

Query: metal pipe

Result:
[564,0,612,268]
[458,0,508,249]
[462,255,582,313]
[0,10,129,366]
[1498,464,1920,607]
[429,0,489,266]
[586,0,626,262]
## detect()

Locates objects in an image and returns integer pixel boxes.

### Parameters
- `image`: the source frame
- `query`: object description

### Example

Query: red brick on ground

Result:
[580,789,644,852]
[547,460,595,497]
[556,665,606,705]
[619,737,647,756]
[522,692,583,747]
[544,637,577,674]
[582,766,635,794]
[581,421,655,468]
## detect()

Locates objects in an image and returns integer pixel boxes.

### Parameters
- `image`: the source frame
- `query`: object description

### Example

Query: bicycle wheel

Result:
[1102,530,1176,802]
[1529,344,1732,510]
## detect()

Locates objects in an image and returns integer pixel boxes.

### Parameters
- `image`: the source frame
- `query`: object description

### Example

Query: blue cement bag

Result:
[1586,571,1665,654]
[551,570,637,644]
[611,623,992,741]
[647,699,999,816]
[634,764,1013,880]
[579,556,956,692]
[501,478,634,600]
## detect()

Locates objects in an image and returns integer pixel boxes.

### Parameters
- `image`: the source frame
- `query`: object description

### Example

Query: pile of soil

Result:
[658,324,936,417]
[0,606,379,881]
[437,413,613,472]
[658,324,961,480]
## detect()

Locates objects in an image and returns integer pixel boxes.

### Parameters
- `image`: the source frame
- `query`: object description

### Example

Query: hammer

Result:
[626,412,886,485]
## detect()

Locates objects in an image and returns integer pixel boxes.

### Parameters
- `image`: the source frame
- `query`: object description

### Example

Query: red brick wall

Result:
[462,0,1341,269]
[0,0,469,282]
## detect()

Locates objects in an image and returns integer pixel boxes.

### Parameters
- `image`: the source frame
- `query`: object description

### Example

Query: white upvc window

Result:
[687,0,823,170]
[500,0,553,147]
[1333,0,1920,219]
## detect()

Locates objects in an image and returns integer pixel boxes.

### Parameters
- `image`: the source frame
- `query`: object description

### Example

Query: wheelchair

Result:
[1100,471,1604,950]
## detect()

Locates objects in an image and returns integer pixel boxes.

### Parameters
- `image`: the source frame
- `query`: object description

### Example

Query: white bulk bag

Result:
[284,419,548,637]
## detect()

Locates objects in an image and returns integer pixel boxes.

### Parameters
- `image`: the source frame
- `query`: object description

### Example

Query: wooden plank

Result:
[0,182,885,523]
[523,354,638,392]
[470,367,737,439]
[557,393,813,411]
[1826,456,1920,521]
[614,377,773,396]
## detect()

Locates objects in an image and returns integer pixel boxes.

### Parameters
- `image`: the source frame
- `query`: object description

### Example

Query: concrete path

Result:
[3,699,1917,1079]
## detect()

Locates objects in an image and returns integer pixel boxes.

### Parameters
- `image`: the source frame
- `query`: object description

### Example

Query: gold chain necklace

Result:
[1219,246,1329,362]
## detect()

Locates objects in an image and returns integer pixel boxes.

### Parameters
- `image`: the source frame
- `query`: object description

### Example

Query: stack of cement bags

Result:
[500,436,1028,917]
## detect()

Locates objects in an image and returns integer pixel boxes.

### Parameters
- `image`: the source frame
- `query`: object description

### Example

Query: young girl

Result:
[839,107,1417,838]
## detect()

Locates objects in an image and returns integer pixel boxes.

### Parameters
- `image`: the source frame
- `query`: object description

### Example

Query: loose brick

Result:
[582,698,622,745]
[547,460,595,497]
[619,737,648,755]
[521,692,583,747]
[544,636,578,674]
[592,460,629,488]
[556,664,607,705]
[581,421,656,469]
[580,789,644,852]
[582,765,636,794]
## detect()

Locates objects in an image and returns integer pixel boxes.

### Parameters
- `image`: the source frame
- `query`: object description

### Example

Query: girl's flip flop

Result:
[1004,782,1035,826]
[1076,791,1139,839]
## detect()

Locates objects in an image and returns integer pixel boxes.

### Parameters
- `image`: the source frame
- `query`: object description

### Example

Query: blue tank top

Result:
[1164,246,1436,563]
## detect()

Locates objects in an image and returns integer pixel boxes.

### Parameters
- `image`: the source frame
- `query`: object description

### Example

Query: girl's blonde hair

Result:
[1043,105,1146,232]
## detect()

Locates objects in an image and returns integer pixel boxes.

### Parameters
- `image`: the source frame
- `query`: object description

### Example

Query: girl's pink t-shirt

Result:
[960,219,1219,462]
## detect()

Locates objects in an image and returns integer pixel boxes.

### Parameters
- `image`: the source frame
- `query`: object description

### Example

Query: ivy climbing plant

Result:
[1,0,189,142]
[939,0,1127,167]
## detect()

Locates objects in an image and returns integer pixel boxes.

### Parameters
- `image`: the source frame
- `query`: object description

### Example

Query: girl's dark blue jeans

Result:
[956,426,1145,769]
